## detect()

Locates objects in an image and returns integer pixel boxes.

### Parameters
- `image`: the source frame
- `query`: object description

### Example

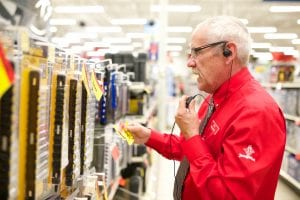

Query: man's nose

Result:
[187,56,196,68]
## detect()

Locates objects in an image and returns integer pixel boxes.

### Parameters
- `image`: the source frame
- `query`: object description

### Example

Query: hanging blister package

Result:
[0,28,20,200]
[65,78,77,186]
[0,86,14,199]
[63,55,83,191]
[50,73,66,185]
[0,31,16,200]
[78,61,98,177]
[99,66,111,125]
[80,79,88,175]
[18,67,41,200]
[48,48,74,196]
[91,60,107,173]
[25,70,40,199]
[18,35,54,199]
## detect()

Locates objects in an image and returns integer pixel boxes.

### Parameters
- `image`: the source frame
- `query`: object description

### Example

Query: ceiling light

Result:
[70,45,94,52]
[247,27,277,33]
[270,6,300,12]
[166,37,187,44]
[86,51,105,57]
[49,18,76,25]
[126,33,147,38]
[50,26,57,33]
[110,45,134,51]
[111,18,147,25]
[251,43,272,49]
[84,42,110,48]
[151,5,201,12]
[65,32,98,39]
[86,26,122,33]
[252,52,273,60]
[269,46,295,52]
[64,48,82,55]
[167,26,193,33]
[102,37,131,44]
[52,37,80,45]
[292,39,300,44]
[264,33,297,39]
[132,42,143,48]
[169,52,181,57]
[166,45,183,51]
[54,5,104,13]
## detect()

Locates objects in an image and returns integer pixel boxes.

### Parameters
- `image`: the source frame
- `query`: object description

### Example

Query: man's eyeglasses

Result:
[188,41,228,58]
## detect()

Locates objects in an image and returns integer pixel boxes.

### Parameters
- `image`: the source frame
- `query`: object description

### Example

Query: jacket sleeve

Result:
[182,108,286,199]
[146,129,185,161]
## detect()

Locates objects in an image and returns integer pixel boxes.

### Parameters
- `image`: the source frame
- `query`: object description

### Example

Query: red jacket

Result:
[146,68,286,200]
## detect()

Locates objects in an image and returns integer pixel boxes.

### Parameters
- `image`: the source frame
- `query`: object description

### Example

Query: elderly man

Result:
[127,16,286,200]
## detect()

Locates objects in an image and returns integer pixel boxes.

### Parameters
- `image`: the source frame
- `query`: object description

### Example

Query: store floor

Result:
[142,151,300,200]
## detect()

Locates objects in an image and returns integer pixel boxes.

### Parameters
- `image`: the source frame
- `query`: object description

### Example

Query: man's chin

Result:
[197,83,204,91]
[197,82,208,93]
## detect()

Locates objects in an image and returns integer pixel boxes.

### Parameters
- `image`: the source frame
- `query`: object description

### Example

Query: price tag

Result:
[111,145,120,161]
[48,46,55,63]
[81,63,90,96]
[113,122,134,145]
[20,30,29,52]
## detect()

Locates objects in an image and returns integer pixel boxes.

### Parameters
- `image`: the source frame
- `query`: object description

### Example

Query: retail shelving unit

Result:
[262,82,300,195]
[0,26,156,199]
[280,170,300,194]
[261,82,300,89]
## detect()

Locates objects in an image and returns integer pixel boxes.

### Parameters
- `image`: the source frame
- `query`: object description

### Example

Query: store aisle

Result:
[275,178,300,200]
[150,152,300,200]
[154,153,176,200]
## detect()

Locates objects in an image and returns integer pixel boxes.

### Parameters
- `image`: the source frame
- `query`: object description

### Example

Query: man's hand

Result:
[175,95,200,139]
[126,123,151,144]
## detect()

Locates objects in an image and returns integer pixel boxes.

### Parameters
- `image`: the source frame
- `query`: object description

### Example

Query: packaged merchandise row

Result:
[266,87,300,117]
[0,26,156,200]
[264,84,300,193]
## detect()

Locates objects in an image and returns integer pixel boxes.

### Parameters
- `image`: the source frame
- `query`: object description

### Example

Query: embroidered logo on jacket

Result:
[210,120,220,135]
[238,145,256,162]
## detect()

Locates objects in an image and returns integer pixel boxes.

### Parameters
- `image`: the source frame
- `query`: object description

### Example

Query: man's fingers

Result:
[189,98,196,111]
[178,95,189,109]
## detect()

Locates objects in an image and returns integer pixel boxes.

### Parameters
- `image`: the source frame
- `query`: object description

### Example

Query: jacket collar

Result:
[212,67,252,108]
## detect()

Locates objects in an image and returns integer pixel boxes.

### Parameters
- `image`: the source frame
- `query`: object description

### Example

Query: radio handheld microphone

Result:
[185,94,200,108]
[171,93,208,177]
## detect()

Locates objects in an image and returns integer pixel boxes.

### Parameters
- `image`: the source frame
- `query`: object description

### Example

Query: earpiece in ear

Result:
[223,48,232,57]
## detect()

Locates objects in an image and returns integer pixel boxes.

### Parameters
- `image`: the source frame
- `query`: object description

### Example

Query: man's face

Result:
[187,30,228,93]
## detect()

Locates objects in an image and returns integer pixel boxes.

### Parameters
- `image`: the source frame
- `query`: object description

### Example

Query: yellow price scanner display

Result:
[113,122,134,145]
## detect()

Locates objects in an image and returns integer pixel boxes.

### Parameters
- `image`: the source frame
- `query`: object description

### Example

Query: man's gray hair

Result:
[195,16,252,65]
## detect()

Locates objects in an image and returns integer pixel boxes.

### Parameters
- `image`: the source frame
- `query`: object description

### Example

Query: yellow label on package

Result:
[81,63,90,96]
[113,123,134,145]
